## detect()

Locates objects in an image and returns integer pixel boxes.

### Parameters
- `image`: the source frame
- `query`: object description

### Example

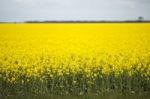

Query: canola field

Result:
[0,23,150,95]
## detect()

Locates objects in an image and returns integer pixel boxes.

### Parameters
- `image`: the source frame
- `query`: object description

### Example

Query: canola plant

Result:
[0,23,150,95]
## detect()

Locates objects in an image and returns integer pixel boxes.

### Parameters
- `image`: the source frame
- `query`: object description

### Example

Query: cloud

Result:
[0,0,150,21]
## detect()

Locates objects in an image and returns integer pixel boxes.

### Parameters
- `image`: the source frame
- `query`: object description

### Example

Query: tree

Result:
[138,16,144,21]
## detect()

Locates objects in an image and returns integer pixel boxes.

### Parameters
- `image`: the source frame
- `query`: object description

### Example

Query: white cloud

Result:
[0,0,150,21]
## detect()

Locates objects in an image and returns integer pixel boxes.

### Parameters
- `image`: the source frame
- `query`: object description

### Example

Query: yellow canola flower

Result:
[0,23,149,84]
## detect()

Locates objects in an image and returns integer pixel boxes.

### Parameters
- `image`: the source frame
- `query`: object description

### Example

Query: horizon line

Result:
[0,20,150,23]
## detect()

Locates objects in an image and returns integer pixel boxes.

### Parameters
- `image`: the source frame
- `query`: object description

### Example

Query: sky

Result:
[0,0,150,22]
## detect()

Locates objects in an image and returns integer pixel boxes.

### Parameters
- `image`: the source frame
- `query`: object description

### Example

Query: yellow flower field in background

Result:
[0,23,150,95]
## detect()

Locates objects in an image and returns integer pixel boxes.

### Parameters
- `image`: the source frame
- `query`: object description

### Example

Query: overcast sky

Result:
[0,0,150,22]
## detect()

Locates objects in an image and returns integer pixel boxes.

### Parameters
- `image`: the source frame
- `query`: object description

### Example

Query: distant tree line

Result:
[25,20,150,23]
[0,16,150,23]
